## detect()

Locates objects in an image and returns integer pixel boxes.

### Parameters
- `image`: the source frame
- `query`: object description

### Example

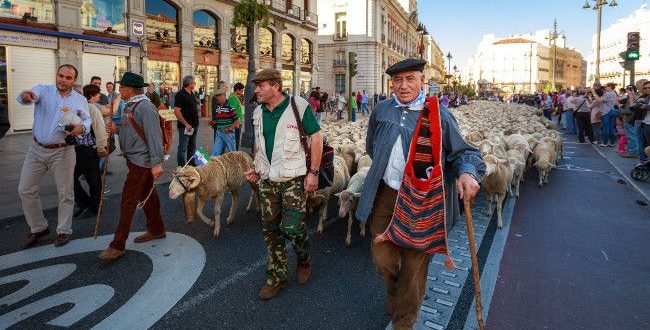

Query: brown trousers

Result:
[109,160,165,251]
[370,181,431,330]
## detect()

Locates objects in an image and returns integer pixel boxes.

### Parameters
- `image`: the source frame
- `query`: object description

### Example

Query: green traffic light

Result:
[628,51,640,60]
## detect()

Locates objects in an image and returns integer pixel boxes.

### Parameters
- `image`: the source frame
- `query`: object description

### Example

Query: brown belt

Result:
[33,136,67,149]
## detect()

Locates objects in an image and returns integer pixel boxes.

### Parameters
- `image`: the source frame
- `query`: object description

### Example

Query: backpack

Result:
[126,100,169,152]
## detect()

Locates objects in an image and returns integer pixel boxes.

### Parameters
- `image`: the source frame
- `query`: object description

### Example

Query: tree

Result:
[232,0,271,150]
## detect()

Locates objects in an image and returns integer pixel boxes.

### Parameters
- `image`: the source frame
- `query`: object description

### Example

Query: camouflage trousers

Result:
[259,176,311,285]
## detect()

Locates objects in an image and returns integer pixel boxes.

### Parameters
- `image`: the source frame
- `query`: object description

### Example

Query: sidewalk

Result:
[0,122,215,221]
[587,140,650,201]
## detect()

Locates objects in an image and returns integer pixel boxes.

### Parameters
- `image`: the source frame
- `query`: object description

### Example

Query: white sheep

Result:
[533,142,557,187]
[482,154,513,229]
[335,166,370,246]
[309,155,350,235]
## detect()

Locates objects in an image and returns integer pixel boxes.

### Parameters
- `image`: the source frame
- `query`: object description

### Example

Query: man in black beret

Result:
[357,58,485,329]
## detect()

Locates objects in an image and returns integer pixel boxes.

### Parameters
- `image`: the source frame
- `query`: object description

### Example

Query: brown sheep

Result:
[168,151,258,237]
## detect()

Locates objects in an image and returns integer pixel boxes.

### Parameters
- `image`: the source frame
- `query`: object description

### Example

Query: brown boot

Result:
[258,281,286,300]
[54,234,71,247]
[21,227,50,248]
[99,247,126,261]
[133,232,166,243]
[296,264,311,285]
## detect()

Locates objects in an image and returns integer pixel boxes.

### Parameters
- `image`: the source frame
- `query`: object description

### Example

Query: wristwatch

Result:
[308,168,319,176]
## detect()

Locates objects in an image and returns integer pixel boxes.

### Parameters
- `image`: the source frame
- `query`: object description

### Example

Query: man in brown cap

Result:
[244,69,323,300]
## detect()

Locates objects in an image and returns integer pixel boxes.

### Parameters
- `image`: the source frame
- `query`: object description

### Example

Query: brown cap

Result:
[251,69,281,84]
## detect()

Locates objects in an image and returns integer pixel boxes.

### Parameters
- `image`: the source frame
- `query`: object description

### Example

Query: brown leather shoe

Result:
[99,247,126,261]
[258,281,287,300]
[133,232,166,243]
[54,234,71,247]
[385,296,395,316]
[21,227,50,248]
[296,264,311,285]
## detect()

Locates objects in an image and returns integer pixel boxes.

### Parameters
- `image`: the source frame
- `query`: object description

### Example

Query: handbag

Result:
[374,96,455,266]
[289,96,334,190]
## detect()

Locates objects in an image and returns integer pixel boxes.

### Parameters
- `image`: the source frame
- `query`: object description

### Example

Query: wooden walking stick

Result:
[94,66,118,238]
[464,199,486,330]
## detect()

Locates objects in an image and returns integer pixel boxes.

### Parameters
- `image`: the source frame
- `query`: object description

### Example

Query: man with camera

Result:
[16,64,91,248]
[619,84,641,158]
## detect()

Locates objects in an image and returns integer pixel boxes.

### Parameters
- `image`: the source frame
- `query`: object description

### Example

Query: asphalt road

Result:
[486,141,650,330]
[0,183,390,330]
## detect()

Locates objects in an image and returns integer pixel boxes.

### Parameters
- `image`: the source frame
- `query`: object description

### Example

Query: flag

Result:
[193,147,210,166]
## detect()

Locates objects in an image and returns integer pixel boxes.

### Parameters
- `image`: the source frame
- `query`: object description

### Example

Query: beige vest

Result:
[253,96,311,182]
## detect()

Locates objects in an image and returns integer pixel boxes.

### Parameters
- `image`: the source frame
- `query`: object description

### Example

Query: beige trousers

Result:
[18,143,76,235]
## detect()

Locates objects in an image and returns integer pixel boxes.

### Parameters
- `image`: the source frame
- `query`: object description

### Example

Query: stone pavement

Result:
[0,121,216,221]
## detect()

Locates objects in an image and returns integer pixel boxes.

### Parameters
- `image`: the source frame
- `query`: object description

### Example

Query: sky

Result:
[418,0,649,69]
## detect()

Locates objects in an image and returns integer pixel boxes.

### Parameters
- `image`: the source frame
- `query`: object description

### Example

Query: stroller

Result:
[630,147,650,182]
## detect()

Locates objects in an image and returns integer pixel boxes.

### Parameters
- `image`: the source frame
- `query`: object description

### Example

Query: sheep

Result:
[506,150,526,197]
[357,154,372,169]
[335,166,370,246]
[481,154,513,229]
[168,151,257,237]
[309,155,350,235]
[533,142,557,187]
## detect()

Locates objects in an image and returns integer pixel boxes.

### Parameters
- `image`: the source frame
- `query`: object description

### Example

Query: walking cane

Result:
[94,66,118,238]
[464,199,486,330]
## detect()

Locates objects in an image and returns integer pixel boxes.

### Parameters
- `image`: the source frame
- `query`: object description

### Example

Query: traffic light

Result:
[348,51,358,78]
[627,32,640,60]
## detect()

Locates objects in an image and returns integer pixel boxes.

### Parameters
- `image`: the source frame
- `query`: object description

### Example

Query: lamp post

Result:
[583,0,618,84]
[446,52,453,93]
[545,19,563,92]
[453,65,458,94]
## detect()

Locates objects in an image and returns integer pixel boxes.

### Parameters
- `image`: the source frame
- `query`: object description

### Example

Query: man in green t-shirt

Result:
[228,82,245,149]
[245,69,323,301]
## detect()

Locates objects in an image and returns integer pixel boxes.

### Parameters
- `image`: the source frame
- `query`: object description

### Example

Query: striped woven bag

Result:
[374,96,455,268]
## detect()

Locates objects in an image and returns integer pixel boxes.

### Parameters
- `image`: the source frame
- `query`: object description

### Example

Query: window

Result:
[145,0,179,43]
[281,33,294,62]
[259,28,274,57]
[300,39,311,65]
[0,0,54,23]
[193,10,219,49]
[335,12,346,39]
[335,74,346,94]
[231,26,247,53]
[81,0,126,34]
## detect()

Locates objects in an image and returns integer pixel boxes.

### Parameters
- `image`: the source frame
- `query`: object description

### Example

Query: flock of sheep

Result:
[453,101,563,228]
[168,100,564,244]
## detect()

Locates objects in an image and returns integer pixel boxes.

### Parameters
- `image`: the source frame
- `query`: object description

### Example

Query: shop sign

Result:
[132,21,144,37]
[83,42,130,57]
[0,30,57,49]
[148,46,180,62]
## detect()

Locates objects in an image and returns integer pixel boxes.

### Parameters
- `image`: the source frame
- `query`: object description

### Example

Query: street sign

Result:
[132,21,144,37]
[428,82,440,95]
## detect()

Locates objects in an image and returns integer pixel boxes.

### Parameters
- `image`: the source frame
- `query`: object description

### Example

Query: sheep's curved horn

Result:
[186,168,201,189]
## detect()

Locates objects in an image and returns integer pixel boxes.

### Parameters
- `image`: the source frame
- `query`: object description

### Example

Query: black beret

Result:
[385,58,427,76]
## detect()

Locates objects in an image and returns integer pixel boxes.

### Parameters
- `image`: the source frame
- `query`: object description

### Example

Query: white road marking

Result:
[0,264,76,306]
[0,232,205,330]
[602,250,610,262]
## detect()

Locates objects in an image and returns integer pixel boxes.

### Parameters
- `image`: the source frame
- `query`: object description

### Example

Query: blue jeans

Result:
[640,123,650,161]
[601,110,617,145]
[315,112,322,125]
[361,103,368,114]
[625,122,638,155]
[212,130,236,156]
[177,126,198,166]
[564,111,577,134]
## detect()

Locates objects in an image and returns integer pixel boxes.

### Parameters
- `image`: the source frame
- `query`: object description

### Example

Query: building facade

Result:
[316,0,427,97]
[467,31,584,95]
[423,34,445,84]
[0,0,318,133]
[586,5,650,87]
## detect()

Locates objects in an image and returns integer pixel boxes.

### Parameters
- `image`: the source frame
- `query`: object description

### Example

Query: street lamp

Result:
[583,0,618,84]
[453,65,458,93]
[446,52,453,92]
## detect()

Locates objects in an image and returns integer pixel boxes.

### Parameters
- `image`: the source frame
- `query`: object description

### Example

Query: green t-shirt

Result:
[227,93,244,119]
[262,93,320,161]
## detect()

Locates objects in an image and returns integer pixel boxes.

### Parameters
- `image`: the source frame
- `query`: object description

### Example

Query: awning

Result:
[0,23,141,48]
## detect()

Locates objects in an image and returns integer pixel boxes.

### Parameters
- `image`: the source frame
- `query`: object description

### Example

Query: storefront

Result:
[230,54,249,86]
[300,72,312,96]
[193,10,220,97]
[146,43,181,107]
[0,30,57,131]
[81,42,128,88]
[281,69,294,94]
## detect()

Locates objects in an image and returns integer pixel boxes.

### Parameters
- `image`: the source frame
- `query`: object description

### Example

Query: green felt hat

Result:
[117,72,148,88]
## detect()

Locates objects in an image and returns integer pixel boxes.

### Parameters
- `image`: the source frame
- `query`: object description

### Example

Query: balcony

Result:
[333,59,347,67]
[333,32,348,41]
[302,11,318,28]
[262,0,301,21]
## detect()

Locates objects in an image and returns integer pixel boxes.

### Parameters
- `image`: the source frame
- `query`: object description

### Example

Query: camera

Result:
[64,125,77,145]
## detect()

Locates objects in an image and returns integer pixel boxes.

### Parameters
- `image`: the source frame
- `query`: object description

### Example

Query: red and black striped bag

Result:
[374,96,455,267]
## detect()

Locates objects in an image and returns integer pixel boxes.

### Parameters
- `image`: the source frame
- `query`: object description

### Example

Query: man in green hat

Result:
[100,72,166,260]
